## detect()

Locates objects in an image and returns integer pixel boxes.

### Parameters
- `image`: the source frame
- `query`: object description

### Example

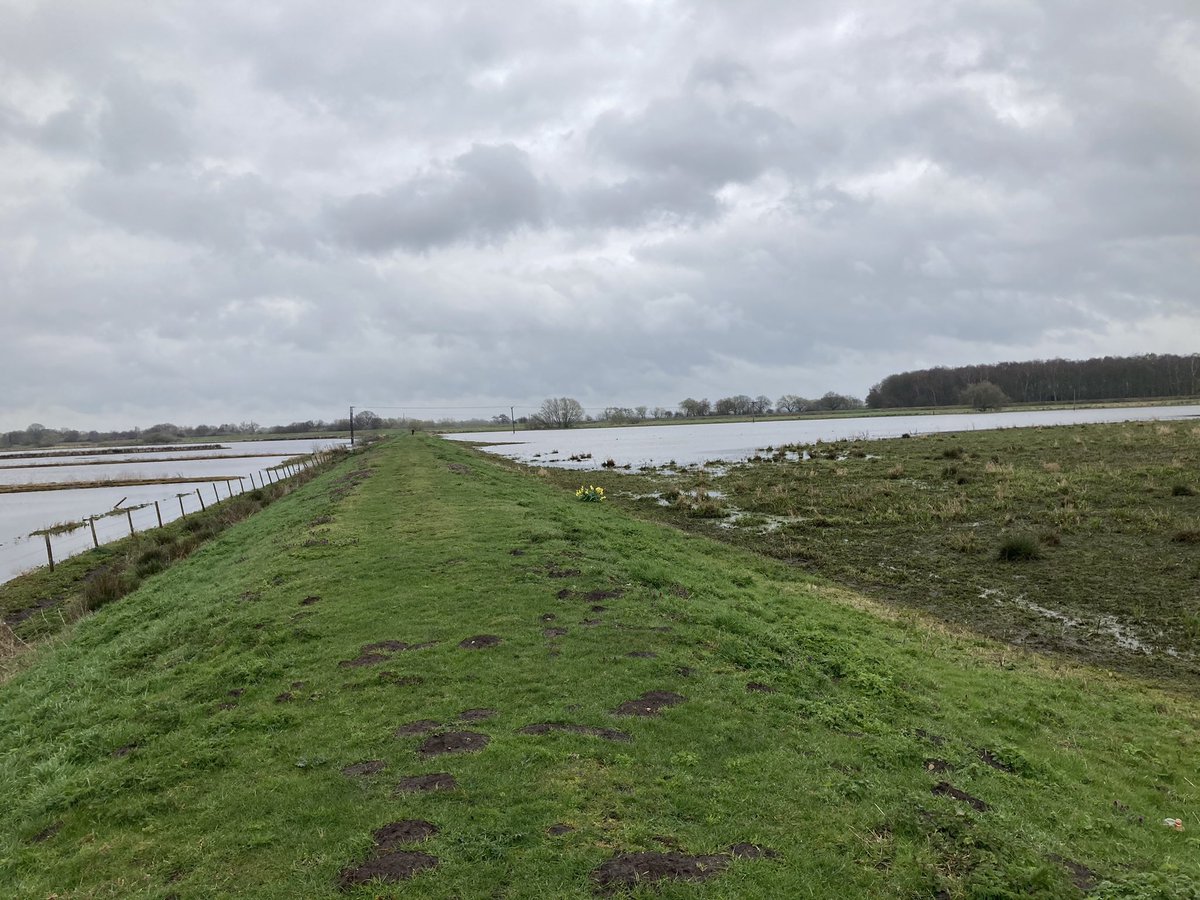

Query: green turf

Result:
[1,435,1197,898]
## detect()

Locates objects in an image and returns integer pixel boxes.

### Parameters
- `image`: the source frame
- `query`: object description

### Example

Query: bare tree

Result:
[531,397,585,429]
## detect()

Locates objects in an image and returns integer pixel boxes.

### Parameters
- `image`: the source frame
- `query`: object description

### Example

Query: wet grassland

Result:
[0,434,1197,897]
[550,420,1200,687]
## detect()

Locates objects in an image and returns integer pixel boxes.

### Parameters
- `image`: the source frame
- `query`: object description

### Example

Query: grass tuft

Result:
[997,532,1042,561]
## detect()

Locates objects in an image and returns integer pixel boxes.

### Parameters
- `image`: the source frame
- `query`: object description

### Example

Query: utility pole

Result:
[510,406,515,434]
[349,405,355,447]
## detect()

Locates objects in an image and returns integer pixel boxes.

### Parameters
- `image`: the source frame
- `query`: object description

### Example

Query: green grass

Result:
[1,435,1198,897]
[568,421,1200,684]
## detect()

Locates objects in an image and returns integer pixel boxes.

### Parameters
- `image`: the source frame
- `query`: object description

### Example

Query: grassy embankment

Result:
[1,435,1197,898]
[535,421,1200,686]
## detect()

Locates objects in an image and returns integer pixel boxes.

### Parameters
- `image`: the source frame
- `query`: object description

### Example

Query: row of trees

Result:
[867,354,1200,409]
[524,392,866,429]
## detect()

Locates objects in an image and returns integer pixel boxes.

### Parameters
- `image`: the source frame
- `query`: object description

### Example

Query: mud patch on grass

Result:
[580,618,602,628]
[458,708,496,722]
[374,819,439,848]
[676,666,695,677]
[547,823,576,836]
[727,843,780,860]
[547,566,582,579]
[395,772,457,794]
[543,627,567,638]
[395,720,442,737]
[745,682,776,693]
[275,691,295,703]
[584,589,625,602]
[519,722,632,743]
[418,731,490,756]
[338,851,438,890]
[300,594,321,605]
[977,749,1014,772]
[556,588,573,600]
[592,844,778,894]
[342,760,387,777]
[931,782,989,811]
[29,821,62,843]
[1047,854,1099,892]
[626,651,657,659]
[458,635,502,650]
[613,690,686,717]
[924,759,953,774]
[111,743,138,758]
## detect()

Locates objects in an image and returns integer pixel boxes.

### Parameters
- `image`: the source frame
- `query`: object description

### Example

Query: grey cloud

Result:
[326,143,547,252]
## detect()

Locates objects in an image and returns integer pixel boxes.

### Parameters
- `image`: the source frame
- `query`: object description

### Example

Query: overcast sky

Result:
[2,1,1198,429]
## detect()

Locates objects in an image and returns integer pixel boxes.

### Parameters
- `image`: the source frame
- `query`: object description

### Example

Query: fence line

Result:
[6,449,341,582]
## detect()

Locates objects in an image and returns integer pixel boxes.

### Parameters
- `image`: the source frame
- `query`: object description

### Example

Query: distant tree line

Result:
[866,354,1200,409]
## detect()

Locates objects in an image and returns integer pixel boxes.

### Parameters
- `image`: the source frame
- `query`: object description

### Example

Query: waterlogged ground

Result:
[0,439,347,584]
[1,436,1198,897]
[533,420,1200,685]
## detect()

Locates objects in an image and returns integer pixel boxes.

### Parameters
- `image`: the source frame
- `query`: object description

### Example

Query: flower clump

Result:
[575,484,606,503]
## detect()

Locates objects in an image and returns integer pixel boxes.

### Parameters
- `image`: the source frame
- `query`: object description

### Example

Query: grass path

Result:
[0,436,1197,898]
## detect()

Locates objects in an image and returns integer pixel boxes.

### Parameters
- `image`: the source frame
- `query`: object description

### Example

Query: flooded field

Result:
[0,439,347,583]
[446,404,1200,469]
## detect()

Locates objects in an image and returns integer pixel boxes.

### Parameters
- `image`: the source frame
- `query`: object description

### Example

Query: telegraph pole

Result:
[510,406,515,434]
[349,405,355,447]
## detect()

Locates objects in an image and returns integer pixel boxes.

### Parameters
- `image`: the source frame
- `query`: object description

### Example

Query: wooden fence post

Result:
[89,516,99,548]
[126,508,135,536]
[212,484,220,504]
[197,488,206,511]
[44,533,54,572]
[179,495,187,519]
[154,501,163,528]
[225,480,234,499]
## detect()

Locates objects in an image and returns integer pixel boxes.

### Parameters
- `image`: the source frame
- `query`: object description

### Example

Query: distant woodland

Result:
[867,354,1200,409]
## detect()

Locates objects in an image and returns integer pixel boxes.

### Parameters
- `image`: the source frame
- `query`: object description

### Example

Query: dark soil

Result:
[338,852,438,889]
[418,731,490,756]
[394,720,442,737]
[547,567,582,579]
[342,760,387,777]
[458,708,496,721]
[915,729,947,746]
[978,749,1014,772]
[458,635,502,650]
[373,820,439,849]
[509,548,525,556]
[676,667,695,677]
[338,652,388,668]
[626,651,657,659]
[1047,854,1100,892]
[519,722,632,743]
[584,589,624,601]
[580,618,602,627]
[746,682,776,693]
[613,690,686,717]
[726,843,780,860]
[543,627,567,638]
[291,681,306,689]
[29,822,62,843]
[362,640,409,653]
[924,759,953,774]
[111,743,137,758]
[556,588,573,600]
[931,782,989,811]
[6,596,60,625]
[590,604,608,613]
[274,691,295,703]
[227,688,245,697]
[547,823,576,836]
[592,851,729,893]
[394,773,457,794]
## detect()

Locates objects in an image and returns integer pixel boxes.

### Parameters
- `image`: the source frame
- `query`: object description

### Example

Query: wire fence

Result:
[0,451,334,584]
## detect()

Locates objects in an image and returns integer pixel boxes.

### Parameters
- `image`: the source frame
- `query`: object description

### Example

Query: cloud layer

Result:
[1,1,1197,428]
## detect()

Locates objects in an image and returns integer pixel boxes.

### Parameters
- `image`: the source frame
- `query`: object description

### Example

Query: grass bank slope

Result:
[0,437,1196,898]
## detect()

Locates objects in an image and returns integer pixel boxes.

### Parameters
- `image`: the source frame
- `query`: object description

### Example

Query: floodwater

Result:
[0,439,347,585]
[446,404,1200,469]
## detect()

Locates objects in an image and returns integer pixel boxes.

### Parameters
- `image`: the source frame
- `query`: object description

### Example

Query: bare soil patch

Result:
[1047,854,1099,892]
[547,823,575,836]
[543,627,567,638]
[394,720,442,737]
[931,781,989,811]
[613,690,686,717]
[395,773,456,794]
[418,731,490,756]
[745,682,776,693]
[274,691,295,703]
[342,760,387,777]
[924,759,953,774]
[584,589,624,602]
[300,595,321,605]
[111,743,138,758]
[547,566,582,579]
[977,749,1014,772]
[378,671,423,686]
[591,844,777,894]
[338,851,438,890]
[626,651,657,659]
[458,635,501,650]
[338,652,388,668]
[374,819,439,849]
[519,722,632,743]
[29,822,62,843]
